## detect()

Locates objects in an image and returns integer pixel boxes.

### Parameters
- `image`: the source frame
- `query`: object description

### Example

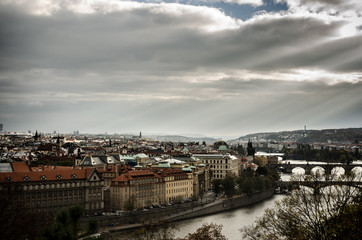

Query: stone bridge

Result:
[269,163,362,175]
[277,180,362,193]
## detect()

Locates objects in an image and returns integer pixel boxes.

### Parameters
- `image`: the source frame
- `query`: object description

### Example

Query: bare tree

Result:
[178,223,226,240]
[241,172,362,240]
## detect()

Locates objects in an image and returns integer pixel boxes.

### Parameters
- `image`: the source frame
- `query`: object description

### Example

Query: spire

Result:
[247,139,255,157]
[34,130,39,140]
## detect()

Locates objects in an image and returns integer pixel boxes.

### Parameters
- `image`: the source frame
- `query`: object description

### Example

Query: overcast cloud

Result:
[0,0,361,138]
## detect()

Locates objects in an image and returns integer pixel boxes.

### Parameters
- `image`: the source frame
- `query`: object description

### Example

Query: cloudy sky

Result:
[0,0,361,138]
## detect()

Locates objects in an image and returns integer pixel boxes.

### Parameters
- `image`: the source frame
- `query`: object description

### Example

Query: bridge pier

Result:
[344,165,353,175]
[271,163,362,177]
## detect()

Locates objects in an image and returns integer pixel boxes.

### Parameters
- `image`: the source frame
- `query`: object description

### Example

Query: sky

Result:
[0,0,361,138]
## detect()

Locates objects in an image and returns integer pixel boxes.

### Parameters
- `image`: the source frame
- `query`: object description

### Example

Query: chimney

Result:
[115,164,119,177]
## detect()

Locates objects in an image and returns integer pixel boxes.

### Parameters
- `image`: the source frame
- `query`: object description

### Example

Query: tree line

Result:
[211,166,280,198]
[283,147,359,164]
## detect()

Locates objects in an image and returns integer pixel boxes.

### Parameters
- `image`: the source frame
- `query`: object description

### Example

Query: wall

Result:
[79,188,275,230]
[167,188,275,221]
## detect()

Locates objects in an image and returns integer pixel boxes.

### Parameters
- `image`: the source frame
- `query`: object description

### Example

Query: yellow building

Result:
[110,170,164,210]
[193,154,240,179]
[0,162,104,217]
[161,169,193,203]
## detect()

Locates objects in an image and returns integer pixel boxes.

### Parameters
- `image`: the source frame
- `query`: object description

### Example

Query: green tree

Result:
[87,218,99,235]
[238,177,255,195]
[179,223,226,240]
[241,173,362,240]
[115,222,177,240]
[222,175,236,198]
[40,205,84,240]
[323,204,362,240]
[211,179,223,196]
[125,196,136,212]
[68,205,83,238]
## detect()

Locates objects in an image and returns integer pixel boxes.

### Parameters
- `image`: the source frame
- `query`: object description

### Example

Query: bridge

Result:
[269,162,362,175]
[277,180,362,190]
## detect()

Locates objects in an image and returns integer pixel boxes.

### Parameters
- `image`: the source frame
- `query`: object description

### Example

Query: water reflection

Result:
[279,160,362,181]
[174,195,285,239]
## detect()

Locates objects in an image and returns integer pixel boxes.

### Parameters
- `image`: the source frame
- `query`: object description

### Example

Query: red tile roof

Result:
[159,168,188,177]
[11,162,31,172]
[112,170,162,183]
[0,167,95,183]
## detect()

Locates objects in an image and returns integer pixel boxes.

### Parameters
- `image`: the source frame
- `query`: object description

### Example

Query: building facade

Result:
[0,163,104,217]
[110,170,164,210]
[193,154,240,179]
[161,169,193,203]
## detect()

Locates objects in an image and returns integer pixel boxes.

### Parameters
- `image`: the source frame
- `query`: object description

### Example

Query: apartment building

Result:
[110,170,164,210]
[193,154,240,179]
[161,168,193,203]
[0,162,104,217]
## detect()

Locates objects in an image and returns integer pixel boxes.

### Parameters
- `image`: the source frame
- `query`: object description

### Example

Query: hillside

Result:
[235,128,362,144]
[146,135,218,144]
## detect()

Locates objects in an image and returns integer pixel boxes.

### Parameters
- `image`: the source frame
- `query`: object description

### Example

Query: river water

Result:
[175,160,362,240]
[108,160,361,240]
[173,194,285,239]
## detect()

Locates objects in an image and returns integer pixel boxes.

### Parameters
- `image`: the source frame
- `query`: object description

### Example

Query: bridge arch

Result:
[351,166,362,176]
[330,166,345,175]
[291,167,305,175]
[310,166,325,177]
[271,163,362,176]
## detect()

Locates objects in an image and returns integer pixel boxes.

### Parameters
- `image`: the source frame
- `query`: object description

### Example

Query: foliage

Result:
[237,167,276,195]
[125,196,136,212]
[113,222,177,240]
[323,203,362,240]
[178,223,226,240]
[40,205,84,240]
[240,173,362,240]
[0,182,50,240]
[283,147,357,163]
[87,218,99,235]
[83,236,104,240]
[221,175,236,198]
[106,223,226,240]
[211,179,223,196]
[255,166,280,182]
[253,156,267,167]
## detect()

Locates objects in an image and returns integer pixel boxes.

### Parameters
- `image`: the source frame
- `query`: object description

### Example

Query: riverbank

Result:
[165,187,275,222]
[86,187,275,234]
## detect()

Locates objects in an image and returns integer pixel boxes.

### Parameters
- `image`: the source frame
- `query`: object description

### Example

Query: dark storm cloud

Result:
[0,0,361,135]
[0,3,352,75]
[253,35,362,72]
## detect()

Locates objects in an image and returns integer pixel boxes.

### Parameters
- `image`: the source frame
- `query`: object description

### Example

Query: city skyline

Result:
[1,0,361,138]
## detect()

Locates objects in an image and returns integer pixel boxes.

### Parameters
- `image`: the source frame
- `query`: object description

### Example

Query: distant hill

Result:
[146,135,218,144]
[234,128,362,144]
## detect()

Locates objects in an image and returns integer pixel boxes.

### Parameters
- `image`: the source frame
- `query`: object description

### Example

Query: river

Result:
[173,194,285,239]
[174,160,362,240]
[108,160,362,240]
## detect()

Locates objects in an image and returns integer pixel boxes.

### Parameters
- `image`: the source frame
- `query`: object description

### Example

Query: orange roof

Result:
[31,165,86,171]
[159,168,187,177]
[0,168,95,183]
[112,170,161,183]
[11,162,31,172]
